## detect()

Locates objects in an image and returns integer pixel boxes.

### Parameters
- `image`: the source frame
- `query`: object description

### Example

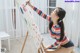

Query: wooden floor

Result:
[3,34,80,53]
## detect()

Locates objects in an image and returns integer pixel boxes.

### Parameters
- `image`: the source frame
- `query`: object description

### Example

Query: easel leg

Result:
[21,32,28,53]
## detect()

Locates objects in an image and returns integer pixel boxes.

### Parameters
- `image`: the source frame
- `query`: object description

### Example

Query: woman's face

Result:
[50,9,59,22]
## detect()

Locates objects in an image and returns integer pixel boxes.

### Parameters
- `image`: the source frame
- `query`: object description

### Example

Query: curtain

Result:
[56,0,80,47]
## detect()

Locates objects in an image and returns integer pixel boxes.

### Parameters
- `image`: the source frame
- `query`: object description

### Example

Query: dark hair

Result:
[49,7,66,41]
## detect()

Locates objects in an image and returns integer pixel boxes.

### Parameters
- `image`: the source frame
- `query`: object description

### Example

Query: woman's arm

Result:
[26,1,51,21]
[47,41,60,49]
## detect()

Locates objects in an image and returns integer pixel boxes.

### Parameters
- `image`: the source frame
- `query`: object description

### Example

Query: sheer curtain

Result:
[0,0,48,38]
[0,0,27,38]
[31,0,48,33]
[56,0,80,47]
[0,0,15,38]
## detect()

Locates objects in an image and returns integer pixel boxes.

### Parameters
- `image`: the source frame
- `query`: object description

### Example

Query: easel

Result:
[21,32,28,53]
[16,0,55,53]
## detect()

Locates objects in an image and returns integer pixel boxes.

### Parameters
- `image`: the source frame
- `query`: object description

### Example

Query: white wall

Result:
[56,0,80,47]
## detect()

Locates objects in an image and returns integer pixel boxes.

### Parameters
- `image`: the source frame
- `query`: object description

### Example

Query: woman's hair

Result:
[49,7,66,41]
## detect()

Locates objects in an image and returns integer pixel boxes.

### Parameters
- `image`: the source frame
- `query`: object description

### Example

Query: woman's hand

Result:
[26,0,31,5]
[46,45,54,49]
[26,0,33,8]
[57,45,61,49]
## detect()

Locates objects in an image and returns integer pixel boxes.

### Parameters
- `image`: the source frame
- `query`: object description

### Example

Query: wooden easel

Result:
[38,39,47,53]
[38,40,56,53]
[21,32,28,53]
[20,32,45,53]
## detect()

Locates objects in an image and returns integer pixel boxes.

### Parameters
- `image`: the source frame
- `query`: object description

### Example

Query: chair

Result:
[0,32,10,51]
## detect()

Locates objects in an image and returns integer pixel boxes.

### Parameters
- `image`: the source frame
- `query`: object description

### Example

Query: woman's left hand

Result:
[46,45,54,49]
[57,45,61,49]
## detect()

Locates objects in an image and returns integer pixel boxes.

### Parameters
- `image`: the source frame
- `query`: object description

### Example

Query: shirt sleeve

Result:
[32,6,51,21]
[49,40,60,48]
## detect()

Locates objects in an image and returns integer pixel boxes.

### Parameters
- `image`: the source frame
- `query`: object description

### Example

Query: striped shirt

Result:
[32,6,69,47]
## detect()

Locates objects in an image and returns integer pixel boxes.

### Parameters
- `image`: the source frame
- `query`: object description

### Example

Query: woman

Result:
[25,0,74,53]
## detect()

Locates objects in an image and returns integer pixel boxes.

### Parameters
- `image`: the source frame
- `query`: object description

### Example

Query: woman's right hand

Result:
[26,0,34,8]
[26,0,31,5]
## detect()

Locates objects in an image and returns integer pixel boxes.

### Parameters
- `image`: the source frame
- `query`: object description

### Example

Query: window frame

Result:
[47,0,56,15]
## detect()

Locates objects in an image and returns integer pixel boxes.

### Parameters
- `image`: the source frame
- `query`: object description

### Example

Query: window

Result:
[49,0,56,7]
[47,0,56,15]
[46,0,56,33]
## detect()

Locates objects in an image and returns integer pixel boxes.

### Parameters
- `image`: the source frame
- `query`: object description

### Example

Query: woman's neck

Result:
[53,20,58,26]
[54,22,58,26]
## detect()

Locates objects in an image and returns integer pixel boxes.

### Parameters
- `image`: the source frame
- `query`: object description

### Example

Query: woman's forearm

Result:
[28,3,34,9]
